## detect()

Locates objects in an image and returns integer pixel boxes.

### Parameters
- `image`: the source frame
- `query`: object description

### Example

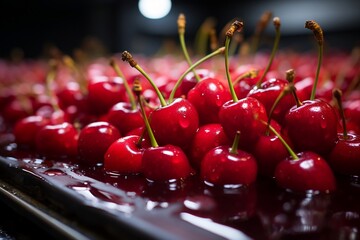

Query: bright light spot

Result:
[138,0,172,19]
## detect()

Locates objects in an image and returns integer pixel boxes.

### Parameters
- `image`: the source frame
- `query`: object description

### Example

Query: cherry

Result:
[122,51,199,152]
[189,123,230,170]
[200,131,258,186]
[106,102,144,136]
[13,115,50,149]
[252,120,292,178]
[87,76,127,115]
[282,98,338,155]
[130,79,194,182]
[77,121,121,166]
[275,151,336,193]
[104,59,147,136]
[35,122,79,158]
[327,89,360,176]
[263,119,336,193]
[187,77,231,124]
[247,77,295,125]
[219,20,269,151]
[104,135,144,174]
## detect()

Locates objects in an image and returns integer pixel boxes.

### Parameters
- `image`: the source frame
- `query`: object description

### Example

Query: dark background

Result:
[0,0,359,59]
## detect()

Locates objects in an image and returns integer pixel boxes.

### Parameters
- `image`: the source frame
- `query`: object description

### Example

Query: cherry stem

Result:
[286,69,302,107]
[178,13,201,82]
[62,55,87,94]
[305,20,324,100]
[225,20,244,103]
[110,58,137,110]
[122,51,167,107]
[259,118,299,160]
[267,83,295,128]
[230,131,241,155]
[168,46,225,103]
[333,88,348,139]
[232,69,259,86]
[255,17,281,88]
[133,79,158,148]
[250,10,273,54]
[46,59,61,112]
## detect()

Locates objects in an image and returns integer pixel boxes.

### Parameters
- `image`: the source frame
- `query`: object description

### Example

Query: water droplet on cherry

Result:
[179,118,190,128]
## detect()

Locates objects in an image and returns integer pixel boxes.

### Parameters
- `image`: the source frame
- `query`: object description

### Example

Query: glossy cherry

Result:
[142,145,194,182]
[219,97,268,151]
[282,99,338,155]
[104,135,144,174]
[13,115,50,149]
[327,89,360,176]
[131,79,194,182]
[35,122,79,158]
[275,151,336,193]
[189,123,230,170]
[78,121,121,166]
[87,76,127,115]
[106,102,144,136]
[252,120,292,178]
[247,78,297,124]
[187,77,231,124]
[200,131,258,186]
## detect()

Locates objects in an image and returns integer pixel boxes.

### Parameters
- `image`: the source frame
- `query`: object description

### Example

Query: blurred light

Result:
[138,0,172,19]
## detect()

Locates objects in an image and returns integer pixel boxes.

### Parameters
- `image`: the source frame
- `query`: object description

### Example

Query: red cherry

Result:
[200,132,258,186]
[328,89,360,176]
[275,151,336,193]
[142,145,194,182]
[106,102,144,136]
[219,97,268,151]
[282,99,338,155]
[328,133,360,176]
[178,69,215,98]
[87,76,127,115]
[247,78,297,124]
[252,120,293,178]
[104,135,144,174]
[13,115,50,149]
[189,123,230,170]
[150,98,199,151]
[78,121,121,166]
[35,122,79,158]
[187,77,231,124]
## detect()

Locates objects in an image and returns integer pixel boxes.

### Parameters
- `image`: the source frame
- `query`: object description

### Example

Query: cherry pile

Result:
[0,14,360,196]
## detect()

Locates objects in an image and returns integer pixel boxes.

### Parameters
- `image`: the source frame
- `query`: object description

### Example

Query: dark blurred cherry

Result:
[13,115,50,149]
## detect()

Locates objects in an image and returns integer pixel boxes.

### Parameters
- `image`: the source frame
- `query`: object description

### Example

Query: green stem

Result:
[310,44,323,100]
[179,34,201,82]
[262,120,299,160]
[168,46,225,103]
[225,37,238,102]
[230,131,240,154]
[255,19,281,88]
[135,86,158,148]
